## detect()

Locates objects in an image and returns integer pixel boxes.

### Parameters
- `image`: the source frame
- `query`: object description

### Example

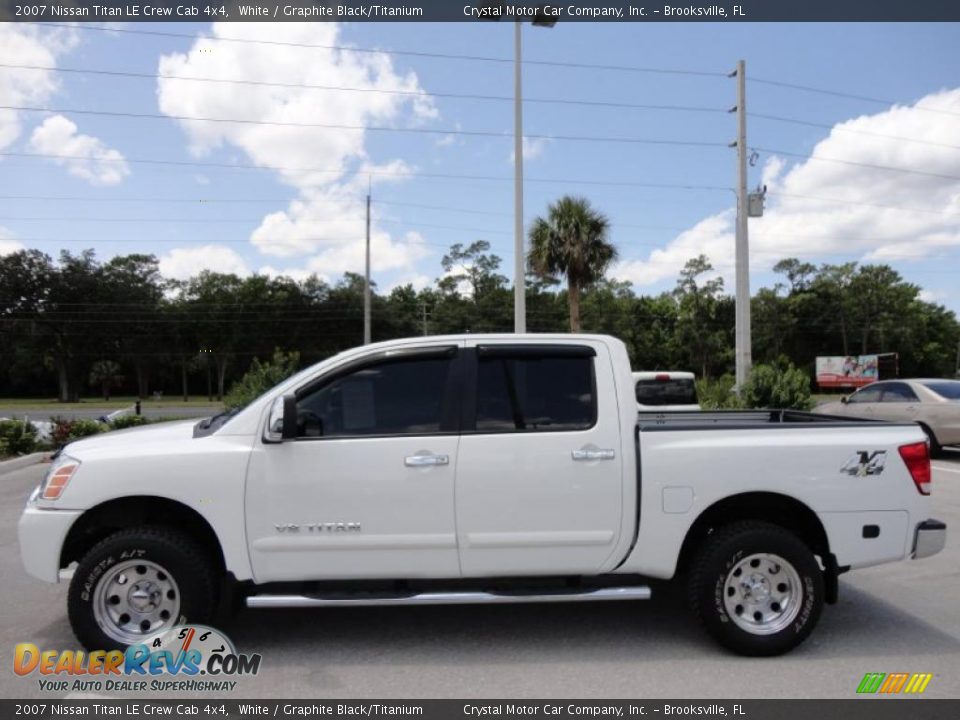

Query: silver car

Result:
[818,379,960,455]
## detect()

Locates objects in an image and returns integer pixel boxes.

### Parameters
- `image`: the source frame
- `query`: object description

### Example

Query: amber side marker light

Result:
[898,441,931,495]
[41,462,79,500]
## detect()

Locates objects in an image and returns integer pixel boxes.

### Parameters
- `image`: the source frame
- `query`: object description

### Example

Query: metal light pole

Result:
[364,180,371,345]
[732,59,752,389]
[513,22,526,334]
[512,17,555,334]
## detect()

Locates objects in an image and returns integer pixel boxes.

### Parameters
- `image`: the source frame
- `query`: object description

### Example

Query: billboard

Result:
[816,355,880,389]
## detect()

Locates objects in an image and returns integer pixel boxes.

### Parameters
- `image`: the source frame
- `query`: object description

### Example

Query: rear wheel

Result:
[689,521,823,656]
[68,526,217,650]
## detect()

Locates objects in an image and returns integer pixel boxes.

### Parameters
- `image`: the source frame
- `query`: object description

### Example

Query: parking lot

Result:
[2,453,958,699]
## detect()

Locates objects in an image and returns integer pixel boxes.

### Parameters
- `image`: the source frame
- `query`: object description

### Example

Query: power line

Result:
[28,22,728,78]
[0,104,730,148]
[750,76,960,118]
[756,146,960,182]
[0,62,727,115]
[750,112,960,151]
[0,151,732,192]
[768,191,960,217]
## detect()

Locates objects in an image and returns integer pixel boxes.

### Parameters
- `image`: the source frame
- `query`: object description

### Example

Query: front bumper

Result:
[913,519,946,560]
[18,495,83,583]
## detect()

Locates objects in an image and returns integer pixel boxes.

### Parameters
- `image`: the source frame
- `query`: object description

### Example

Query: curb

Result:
[0,452,49,476]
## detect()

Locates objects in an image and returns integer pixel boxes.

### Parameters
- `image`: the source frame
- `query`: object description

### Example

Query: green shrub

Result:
[51,417,108,446]
[696,374,742,410]
[224,349,300,410]
[0,419,38,456]
[109,415,149,430]
[741,363,814,410]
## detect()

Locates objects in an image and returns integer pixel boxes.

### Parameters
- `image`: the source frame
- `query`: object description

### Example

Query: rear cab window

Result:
[635,377,698,406]
[471,346,597,433]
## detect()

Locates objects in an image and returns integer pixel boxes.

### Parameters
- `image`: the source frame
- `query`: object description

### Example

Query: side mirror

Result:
[282,394,297,439]
[265,394,298,443]
[841,395,849,404]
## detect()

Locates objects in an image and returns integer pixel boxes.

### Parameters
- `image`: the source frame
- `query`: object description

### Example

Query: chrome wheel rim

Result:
[92,559,181,645]
[723,553,802,635]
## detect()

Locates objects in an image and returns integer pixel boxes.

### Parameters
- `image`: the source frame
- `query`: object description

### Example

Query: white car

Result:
[633,371,701,411]
[19,334,945,656]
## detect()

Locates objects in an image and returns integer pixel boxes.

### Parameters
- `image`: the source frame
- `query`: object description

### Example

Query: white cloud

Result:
[612,88,960,289]
[0,227,25,256]
[29,115,130,185]
[157,22,437,279]
[509,136,550,163]
[385,273,433,293]
[0,24,78,152]
[918,289,946,303]
[158,245,250,280]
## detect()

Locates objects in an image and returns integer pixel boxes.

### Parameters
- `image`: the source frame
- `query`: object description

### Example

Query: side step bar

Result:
[247,586,651,609]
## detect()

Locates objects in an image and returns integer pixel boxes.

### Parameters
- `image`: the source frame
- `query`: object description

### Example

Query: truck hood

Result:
[63,419,199,458]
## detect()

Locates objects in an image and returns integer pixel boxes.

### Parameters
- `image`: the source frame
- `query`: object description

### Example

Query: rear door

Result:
[454,341,624,576]
[875,381,921,422]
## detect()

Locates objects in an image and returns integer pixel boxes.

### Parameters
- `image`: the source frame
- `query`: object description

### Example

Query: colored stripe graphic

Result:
[857,673,885,694]
[857,672,932,694]
[880,673,909,693]
[904,674,933,694]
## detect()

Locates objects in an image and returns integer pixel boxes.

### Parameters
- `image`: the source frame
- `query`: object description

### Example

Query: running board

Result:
[246,586,651,609]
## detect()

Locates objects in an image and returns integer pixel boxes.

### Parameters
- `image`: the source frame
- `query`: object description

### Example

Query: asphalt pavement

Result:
[1,451,958,699]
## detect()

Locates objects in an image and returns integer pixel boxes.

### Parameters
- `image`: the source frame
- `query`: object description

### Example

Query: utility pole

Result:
[731,59,752,389]
[513,22,526,334]
[421,303,429,336]
[364,179,371,345]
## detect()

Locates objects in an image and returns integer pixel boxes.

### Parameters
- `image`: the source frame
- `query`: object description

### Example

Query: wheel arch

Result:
[676,492,831,577]
[60,496,226,574]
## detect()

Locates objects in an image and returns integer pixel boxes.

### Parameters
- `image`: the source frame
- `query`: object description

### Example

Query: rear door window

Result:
[474,350,596,432]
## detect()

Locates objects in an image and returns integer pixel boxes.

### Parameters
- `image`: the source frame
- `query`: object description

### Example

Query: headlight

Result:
[39,455,80,501]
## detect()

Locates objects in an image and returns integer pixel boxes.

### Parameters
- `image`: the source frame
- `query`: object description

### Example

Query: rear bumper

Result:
[912,519,946,560]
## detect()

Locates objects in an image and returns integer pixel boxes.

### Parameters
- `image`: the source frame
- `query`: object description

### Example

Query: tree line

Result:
[0,198,957,402]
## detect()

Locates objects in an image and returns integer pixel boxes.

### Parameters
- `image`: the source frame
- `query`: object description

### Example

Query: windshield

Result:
[918,381,960,400]
[636,378,698,406]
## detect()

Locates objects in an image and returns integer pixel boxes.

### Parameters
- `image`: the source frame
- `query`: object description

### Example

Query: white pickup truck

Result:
[19,334,946,656]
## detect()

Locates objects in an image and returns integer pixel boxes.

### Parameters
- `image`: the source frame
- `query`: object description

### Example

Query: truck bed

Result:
[636,409,904,430]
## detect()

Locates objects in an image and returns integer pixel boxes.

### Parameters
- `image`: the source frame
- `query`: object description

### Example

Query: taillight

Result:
[898,441,931,495]
[655,373,670,381]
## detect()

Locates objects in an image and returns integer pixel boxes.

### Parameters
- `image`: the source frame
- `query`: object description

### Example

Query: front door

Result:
[245,344,463,582]
[455,341,624,577]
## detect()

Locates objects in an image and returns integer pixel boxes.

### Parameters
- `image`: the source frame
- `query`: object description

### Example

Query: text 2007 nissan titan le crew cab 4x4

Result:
[19,335,946,655]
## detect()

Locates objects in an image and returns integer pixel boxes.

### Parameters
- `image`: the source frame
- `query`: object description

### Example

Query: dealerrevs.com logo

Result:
[856,672,933,695]
[14,625,261,693]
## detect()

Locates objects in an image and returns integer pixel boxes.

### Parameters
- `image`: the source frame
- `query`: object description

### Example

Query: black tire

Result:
[689,521,824,656]
[918,424,943,458]
[68,526,218,650]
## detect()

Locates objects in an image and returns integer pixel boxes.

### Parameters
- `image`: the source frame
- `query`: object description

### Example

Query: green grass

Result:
[0,396,224,411]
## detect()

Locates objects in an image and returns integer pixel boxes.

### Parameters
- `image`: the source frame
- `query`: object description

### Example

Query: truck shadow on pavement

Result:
[220,579,960,667]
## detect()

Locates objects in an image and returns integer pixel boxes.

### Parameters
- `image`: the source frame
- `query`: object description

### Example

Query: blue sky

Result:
[1,21,959,310]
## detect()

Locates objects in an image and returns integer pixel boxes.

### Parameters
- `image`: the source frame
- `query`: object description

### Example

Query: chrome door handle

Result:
[404,454,449,467]
[572,448,616,461]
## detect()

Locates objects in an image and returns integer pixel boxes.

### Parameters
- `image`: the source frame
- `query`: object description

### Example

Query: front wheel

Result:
[689,521,824,656]
[68,526,217,650]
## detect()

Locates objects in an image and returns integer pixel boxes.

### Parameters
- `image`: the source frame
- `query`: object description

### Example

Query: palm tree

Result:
[528,196,617,332]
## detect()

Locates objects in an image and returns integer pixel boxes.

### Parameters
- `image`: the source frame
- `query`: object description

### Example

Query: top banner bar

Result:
[2,0,960,22]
